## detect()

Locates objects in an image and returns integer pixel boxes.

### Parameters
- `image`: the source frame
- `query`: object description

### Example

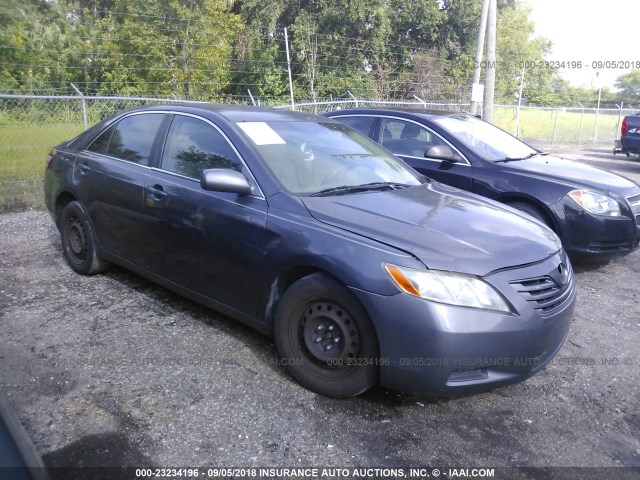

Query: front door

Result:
[377,117,473,190]
[141,114,267,317]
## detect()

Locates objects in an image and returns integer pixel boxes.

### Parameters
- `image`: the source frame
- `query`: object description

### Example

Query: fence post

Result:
[615,102,624,140]
[551,109,558,147]
[577,102,584,145]
[594,86,602,145]
[412,95,427,109]
[515,65,525,138]
[70,83,88,130]
[347,91,359,108]
[247,89,257,106]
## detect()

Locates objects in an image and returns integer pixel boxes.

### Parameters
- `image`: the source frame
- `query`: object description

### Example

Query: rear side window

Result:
[161,115,242,179]
[87,125,115,154]
[106,114,164,165]
[336,116,376,136]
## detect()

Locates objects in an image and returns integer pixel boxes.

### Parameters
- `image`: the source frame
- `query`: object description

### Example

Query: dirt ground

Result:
[0,148,639,476]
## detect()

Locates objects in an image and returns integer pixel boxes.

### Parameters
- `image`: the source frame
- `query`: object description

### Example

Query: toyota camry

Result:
[44,104,575,398]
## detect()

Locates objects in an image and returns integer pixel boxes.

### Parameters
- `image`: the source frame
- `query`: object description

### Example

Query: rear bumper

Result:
[621,135,640,154]
[351,253,575,396]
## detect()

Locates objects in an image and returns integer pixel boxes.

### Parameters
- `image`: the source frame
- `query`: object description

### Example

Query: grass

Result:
[0,108,625,211]
[0,123,84,210]
[492,107,622,146]
[0,124,84,179]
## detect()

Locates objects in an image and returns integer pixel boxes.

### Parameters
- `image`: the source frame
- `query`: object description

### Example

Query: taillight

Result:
[45,149,56,169]
[621,117,628,136]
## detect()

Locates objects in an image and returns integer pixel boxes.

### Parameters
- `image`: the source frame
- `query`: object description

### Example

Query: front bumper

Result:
[549,194,640,259]
[351,252,575,396]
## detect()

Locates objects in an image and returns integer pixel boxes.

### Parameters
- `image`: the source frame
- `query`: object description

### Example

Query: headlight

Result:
[384,264,511,313]
[568,189,620,216]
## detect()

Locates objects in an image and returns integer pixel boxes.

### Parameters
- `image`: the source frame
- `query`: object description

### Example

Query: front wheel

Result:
[60,201,110,275]
[507,201,555,232]
[274,273,379,398]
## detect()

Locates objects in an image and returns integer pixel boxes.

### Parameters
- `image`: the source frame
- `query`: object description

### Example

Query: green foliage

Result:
[614,70,640,104]
[0,0,583,105]
[97,0,242,98]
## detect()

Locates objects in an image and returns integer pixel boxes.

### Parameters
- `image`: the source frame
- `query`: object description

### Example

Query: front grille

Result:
[626,193,640,206]
[626,192,640,226]
[510,266,574,314]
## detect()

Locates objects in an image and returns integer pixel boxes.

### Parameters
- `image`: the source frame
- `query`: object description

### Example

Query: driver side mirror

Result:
[200,169,253,195]
[425,145,459,163]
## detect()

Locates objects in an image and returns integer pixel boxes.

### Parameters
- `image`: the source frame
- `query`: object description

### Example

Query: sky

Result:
[524,0,634,90]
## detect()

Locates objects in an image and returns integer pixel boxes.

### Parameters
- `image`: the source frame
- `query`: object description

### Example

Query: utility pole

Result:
[469,0,490,116]
[483,0,497,122]
[284,27,295,110]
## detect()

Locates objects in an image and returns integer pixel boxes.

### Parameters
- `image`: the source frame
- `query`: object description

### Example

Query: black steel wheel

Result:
[60,201,109,275]
[274,273,379,398]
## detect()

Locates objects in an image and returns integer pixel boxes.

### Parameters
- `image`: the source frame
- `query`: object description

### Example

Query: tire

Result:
[60,201,110,275]
[507,201,554,231]
[274,273,379,398]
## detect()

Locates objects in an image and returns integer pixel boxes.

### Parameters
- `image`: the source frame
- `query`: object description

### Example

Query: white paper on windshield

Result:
[237,122,286,145]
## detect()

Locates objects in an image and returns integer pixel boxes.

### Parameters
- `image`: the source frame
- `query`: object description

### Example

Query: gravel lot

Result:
[1,148,639,474]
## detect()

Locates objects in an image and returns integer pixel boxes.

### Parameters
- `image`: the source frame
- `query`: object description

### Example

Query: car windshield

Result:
[432,114,537,162]
[236,120,422,196]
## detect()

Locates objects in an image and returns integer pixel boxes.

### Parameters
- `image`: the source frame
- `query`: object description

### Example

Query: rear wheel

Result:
[60,201,110,275]
[274,273,379,398]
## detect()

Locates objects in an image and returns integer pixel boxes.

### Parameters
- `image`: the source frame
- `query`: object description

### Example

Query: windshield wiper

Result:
[332,153,375,158]
[310,182,410,197]
[494,152,539,163]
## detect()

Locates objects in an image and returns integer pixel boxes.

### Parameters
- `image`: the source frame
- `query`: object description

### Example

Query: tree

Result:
[495,3,556,105]
[98,0,242,99]
[614,70,640,104]
[0,0,91,91]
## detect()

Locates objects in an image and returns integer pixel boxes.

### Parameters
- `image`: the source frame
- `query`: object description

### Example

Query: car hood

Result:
[301,183,561,277]
[502,155,637,193]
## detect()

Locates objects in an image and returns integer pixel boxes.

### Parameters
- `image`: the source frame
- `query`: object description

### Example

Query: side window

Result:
[161,115,242,179]
[87,125,115,154]
[337,116,375,137]
[380,119,447,158]
[106,114,164,165]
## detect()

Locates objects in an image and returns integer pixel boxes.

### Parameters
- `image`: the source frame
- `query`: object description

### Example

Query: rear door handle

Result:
[146,185,168,198]
[79,163,90,173]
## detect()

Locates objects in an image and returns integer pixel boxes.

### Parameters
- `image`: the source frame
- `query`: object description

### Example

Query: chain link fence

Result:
[0,93,636,211]
[0,95,209,211]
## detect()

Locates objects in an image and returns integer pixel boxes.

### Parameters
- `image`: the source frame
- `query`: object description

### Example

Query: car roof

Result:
[324,107,467,120]
[126,103,332,123]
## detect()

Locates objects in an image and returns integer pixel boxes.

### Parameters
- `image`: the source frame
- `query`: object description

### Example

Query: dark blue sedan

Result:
[44,104,575,397]
[325,108,640,260]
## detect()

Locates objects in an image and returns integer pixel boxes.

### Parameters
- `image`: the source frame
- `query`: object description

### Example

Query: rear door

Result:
[375,117,473,189]
[141,113,267,316]
[334,115,378,137]
[74,112,167,262]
